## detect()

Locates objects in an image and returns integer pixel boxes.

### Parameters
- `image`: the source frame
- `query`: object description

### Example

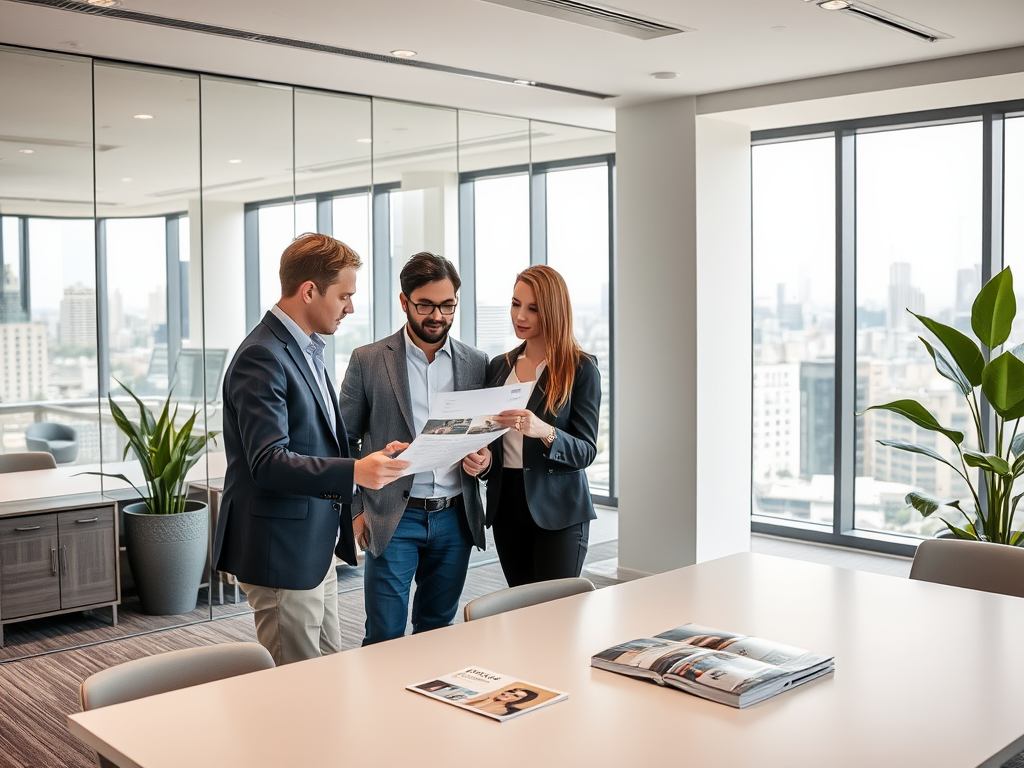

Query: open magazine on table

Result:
[591,623,834,709]
[408,666,567,722]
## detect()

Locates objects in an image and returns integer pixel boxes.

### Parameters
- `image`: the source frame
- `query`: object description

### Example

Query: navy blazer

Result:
[484,344,600,530]
[214,311,357,591]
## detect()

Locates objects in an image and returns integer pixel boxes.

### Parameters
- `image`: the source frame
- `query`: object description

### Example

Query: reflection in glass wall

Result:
[375,100,460,337]
[295,89,372,377]
[0,49,100,469]
[856,122,981,537]
[532,123,614,494]
[751,137,835,527]
[0,43,617,653]
[460,111,531,358]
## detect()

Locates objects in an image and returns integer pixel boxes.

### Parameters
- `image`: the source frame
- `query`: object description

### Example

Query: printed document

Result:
[396,382,534,476]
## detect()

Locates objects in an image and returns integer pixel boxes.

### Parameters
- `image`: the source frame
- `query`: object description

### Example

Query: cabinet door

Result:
[0,515,59,620]
[57,507,117,609]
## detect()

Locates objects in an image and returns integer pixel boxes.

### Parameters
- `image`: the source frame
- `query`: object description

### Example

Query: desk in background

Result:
[67,553,1024,768]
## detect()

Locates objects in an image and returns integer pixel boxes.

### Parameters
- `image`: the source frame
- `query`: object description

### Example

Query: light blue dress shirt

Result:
[404,326,461,499]
[270,304,336,435]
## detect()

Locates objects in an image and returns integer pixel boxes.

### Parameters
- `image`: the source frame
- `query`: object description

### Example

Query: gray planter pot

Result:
[123,500,208,616]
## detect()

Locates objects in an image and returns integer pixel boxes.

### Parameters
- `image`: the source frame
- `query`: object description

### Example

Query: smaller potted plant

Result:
[862,267,1024,544]
[88,382,218,615]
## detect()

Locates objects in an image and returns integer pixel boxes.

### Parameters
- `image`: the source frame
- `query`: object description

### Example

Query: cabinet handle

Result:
[76,517,99,524]
[60,545,68,575]
[51,548,57,575]
[14,525,41,531]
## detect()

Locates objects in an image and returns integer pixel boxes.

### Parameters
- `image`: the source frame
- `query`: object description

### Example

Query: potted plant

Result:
[88,382,218,615]
[862,267,1024,544]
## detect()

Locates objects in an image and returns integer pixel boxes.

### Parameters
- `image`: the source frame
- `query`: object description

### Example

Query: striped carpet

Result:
[0,539,619,768]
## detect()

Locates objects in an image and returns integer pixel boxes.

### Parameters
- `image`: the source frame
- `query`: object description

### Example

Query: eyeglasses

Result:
[409,300,458,316]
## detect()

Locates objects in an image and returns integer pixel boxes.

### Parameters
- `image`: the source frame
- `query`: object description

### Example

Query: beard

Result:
[406,310,452,345]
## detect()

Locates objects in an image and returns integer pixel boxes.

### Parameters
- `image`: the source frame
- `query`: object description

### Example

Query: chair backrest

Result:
[80,642,275,712]
[909,538,1024,599]
[0,451,57,473]
[25,421,76,441]
[464,577,596,622]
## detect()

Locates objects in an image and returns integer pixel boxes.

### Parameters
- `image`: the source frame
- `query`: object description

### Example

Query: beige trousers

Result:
[240,561,341,666]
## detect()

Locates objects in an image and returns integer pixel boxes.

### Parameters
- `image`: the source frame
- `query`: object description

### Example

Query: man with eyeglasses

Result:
[339,251,491,644]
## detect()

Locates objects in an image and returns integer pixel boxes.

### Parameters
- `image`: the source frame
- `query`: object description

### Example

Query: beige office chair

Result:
[909,538,1024,599]
[79,643,275,768]
[463,577,596,622]
[0,451,57,473]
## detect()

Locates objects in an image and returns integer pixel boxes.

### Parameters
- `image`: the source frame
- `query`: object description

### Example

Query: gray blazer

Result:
[339,328,488,557]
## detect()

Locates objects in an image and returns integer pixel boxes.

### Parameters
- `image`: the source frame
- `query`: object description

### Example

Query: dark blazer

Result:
[340,328,489,557]
[484,344,600,530]
[214,311,356,591]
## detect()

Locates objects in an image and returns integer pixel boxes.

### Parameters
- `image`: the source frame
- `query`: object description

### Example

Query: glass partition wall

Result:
[0,43,615,655]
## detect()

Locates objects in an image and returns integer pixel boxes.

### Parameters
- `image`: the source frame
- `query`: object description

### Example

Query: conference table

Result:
[66,553,1024,767]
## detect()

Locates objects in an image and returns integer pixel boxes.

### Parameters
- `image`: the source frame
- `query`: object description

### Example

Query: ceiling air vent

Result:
[478,0,688,40]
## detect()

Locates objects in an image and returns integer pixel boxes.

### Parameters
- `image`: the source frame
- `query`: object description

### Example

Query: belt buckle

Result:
[426,497,446,512]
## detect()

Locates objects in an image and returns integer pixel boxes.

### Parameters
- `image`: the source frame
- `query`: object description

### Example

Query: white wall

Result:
[694,117,753,563]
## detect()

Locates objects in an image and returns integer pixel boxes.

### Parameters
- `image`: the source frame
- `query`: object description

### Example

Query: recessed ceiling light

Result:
[228,158,242,164]
[19,149,34,154]
[356,138,373,144]
[391,50,417,58]
[513,80,536,86]
[651,72,679,80]
[86,0,122,6]
[122,177,132,182]
[133,114,154,120]
[818,0,850,9]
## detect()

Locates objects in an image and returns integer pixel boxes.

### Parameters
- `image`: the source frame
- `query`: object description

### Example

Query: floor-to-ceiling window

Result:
[751,102,1022,555]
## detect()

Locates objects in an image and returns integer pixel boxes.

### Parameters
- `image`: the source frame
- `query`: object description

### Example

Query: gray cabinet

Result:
[0,497,119,647]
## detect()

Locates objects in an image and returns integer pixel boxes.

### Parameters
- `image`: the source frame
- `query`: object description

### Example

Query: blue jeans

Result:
[362,502,474,646]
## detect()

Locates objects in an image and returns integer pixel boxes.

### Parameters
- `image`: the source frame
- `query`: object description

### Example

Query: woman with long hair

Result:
[480,265,601,587]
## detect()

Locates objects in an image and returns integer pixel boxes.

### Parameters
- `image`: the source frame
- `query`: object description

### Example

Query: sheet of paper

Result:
[396,382,534,476]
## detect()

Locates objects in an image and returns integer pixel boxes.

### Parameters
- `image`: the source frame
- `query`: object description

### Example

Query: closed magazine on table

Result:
[408,667,567,721]
[591,623,834,708]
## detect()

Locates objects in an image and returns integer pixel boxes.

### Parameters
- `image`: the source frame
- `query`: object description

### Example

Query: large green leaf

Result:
[861,400,964,445]
[941,519,980,541]
[964,451,1012,476]
[973,267,1016,349]
[910,312,985,387]
[919,337,972,396]
[1013,433,1024,458]
[982,352,1024,421]
[906,491,962,518]
[877,439,966,479]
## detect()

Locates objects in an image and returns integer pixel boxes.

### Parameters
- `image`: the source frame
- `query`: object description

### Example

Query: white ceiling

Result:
[2,0,1024,131]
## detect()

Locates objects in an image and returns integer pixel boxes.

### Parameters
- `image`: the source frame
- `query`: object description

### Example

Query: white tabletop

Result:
[66,553,1024,768]
[0,452,227,506]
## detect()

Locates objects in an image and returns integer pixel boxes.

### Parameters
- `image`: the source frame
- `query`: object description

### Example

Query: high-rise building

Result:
[59,284,97,349]
[752,363,800,481]
[887,262,925,331]
[0,321,48,403]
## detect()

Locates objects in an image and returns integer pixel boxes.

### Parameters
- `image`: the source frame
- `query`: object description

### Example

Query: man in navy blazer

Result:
[214,233,409,665]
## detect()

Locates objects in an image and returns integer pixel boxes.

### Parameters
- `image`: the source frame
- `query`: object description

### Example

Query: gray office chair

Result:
[909,538,1024,599]
[463,577,596,622]
[0,451,57,473]
[79,643,275,768]
[25,422,79,464]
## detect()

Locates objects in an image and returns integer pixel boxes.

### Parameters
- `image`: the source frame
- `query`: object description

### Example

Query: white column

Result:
[190,199,247,355]
[615,98,752,576]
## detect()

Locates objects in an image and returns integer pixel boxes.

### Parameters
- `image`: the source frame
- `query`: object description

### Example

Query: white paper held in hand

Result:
[395,382,535,476]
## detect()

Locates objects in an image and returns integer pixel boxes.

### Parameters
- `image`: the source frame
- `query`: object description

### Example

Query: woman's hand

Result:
[493,409,550,441]
[462,446,491,477]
